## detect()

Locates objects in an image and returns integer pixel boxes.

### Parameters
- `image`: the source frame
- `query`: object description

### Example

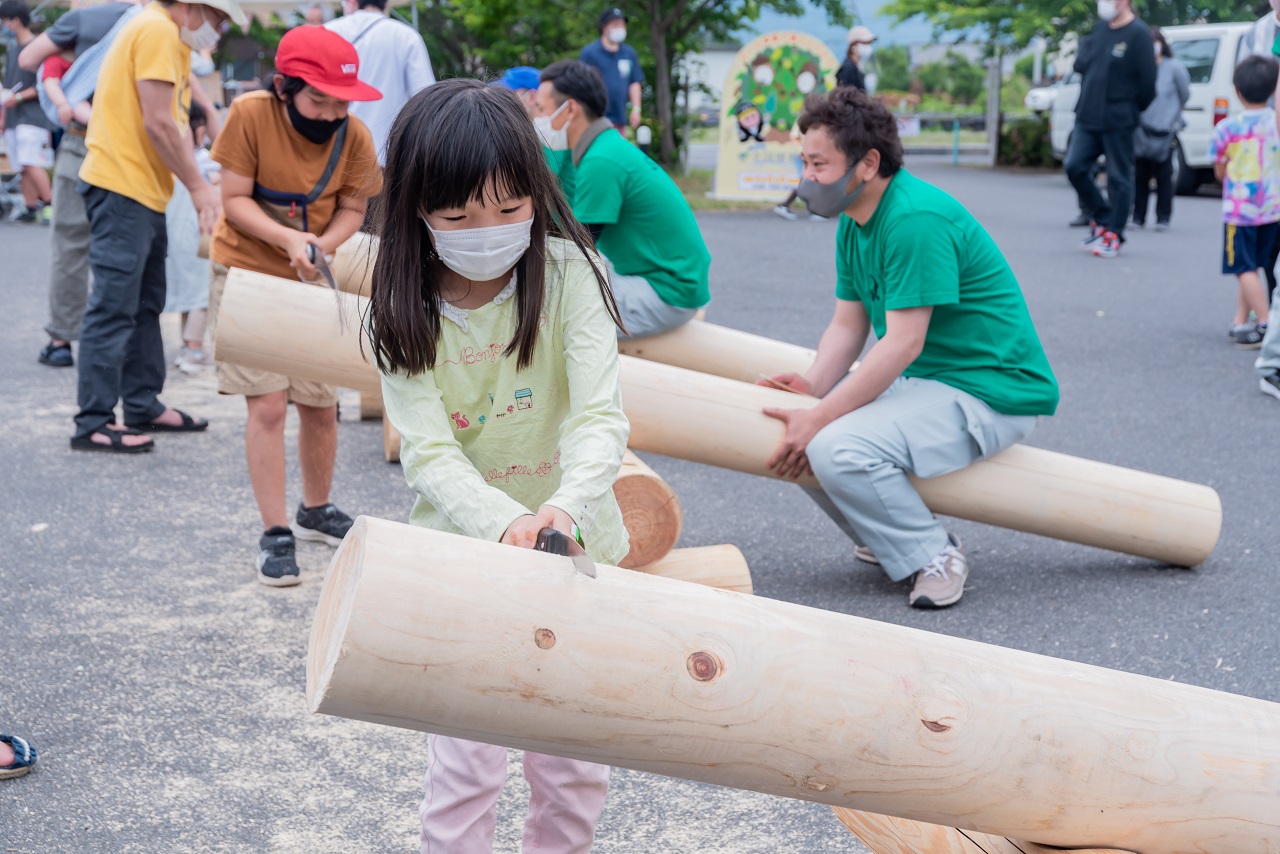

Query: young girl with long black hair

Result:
[367,78,629,853]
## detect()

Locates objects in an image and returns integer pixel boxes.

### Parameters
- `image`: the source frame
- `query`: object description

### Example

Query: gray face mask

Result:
[796,163,865,218]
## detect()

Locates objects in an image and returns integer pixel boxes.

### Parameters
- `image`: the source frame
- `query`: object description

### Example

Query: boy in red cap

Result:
[207,25,383,587]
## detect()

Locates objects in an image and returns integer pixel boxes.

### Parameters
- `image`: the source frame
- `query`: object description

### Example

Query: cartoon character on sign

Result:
[734,102,766,142]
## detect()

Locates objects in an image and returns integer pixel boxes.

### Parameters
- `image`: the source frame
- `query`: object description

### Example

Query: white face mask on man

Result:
[607,26,626,44]
[1097,0,1119,22]
[423,216,535,283]
[180,7,221,51]
[533,101,571,151]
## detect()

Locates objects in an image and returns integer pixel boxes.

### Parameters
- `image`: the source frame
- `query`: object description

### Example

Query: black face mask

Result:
[286,99,347,145]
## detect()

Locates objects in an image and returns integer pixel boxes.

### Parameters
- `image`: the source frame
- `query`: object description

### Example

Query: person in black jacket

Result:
[1065,0,1156,258]
[836,26,875,91]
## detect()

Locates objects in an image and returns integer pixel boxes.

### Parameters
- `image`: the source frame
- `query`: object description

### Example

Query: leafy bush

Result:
[997,113,1054,167]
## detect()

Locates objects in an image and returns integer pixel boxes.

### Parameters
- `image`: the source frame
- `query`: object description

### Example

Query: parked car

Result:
[1048,21,1254,195]
[1024,78,1064,112]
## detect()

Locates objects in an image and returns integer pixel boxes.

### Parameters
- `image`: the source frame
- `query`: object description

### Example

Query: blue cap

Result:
[495,67,541,92]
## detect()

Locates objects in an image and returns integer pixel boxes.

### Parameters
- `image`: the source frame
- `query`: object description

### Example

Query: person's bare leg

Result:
[1241,271,1271,323]
[1236,277,1252,325]
[22,166,51,206]
[296,402,337,509]
[245,392,290,530]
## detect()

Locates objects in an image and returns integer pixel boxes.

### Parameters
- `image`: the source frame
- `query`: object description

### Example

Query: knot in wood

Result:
[921,719,951,733]
[687,651,722,682]
[534,629,556,650]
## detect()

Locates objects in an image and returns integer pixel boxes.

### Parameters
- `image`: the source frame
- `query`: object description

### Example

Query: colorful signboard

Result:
[712,31,840,201]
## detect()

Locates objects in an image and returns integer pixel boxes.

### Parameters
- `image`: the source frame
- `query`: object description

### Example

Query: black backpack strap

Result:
[306,119,348,204]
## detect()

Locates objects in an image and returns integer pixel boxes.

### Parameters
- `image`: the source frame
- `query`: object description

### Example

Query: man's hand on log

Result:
[763,406,823,480]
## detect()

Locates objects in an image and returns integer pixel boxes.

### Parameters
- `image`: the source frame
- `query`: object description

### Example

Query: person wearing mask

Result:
[578,7,643,130]
[207,26,381,586]
[69,0,245,453]
[758,88,1058,609]
[1,0,57,223]
[535,60,710,339]
[1065,0,1156,259]
[1247,0,1280,305]
[1131,27,1189,231]
[836,25,875,91]
[502,65,577,205]
[325,0,433,165]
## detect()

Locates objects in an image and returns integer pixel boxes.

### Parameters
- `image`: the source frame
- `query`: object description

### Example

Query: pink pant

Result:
[420,735,610,854]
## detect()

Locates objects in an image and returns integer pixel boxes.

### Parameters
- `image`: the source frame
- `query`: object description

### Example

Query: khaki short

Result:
[207,262,340,407]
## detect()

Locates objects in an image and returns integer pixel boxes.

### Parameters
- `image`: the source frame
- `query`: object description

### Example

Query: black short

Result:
[1222,221,1280,275]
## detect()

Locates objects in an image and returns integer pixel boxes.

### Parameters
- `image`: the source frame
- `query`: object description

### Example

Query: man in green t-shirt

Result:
[535,60,710,338]
[761,88,1059,609]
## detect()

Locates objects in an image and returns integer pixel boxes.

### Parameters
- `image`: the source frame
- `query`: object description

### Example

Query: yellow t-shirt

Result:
[79,2,191,213]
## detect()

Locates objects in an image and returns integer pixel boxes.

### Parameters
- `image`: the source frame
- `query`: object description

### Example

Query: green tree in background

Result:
[874,43,913,92]
[946,51,985,104]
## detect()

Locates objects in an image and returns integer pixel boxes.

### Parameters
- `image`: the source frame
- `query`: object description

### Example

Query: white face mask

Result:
[607,27,626,44]
[1097,0,1118,22]
[180,8,221,51]
[424,216,534,282]
[860,43,874,60]
[533,101,570,151]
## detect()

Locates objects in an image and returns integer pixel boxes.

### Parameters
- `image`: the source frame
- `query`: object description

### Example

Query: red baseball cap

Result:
[275,26,382,102]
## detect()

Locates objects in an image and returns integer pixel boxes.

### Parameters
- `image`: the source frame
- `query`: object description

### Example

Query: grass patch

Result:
[668,168,773,212]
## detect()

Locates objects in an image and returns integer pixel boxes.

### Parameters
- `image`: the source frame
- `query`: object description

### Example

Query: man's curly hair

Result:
[797,87,903,178]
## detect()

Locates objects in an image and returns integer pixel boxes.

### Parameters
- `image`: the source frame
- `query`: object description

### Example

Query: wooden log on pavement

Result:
[382,416,400,463]
[306,517,1280,853]
[614,451,683,568]
[631,545,751,593]
[831,809,1133,854]
[359,387,384,421]
[213,269,1223,567]
[618,319,817,385]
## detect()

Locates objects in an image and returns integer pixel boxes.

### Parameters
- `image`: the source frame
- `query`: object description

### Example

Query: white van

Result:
[1049,21,1255,195]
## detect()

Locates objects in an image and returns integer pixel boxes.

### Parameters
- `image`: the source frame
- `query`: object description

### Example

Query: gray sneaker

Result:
[257,527,301,587]
[295,502,354,546]
[908,544,968,609]
[1261,372,1280,401]
[855,531,962,566]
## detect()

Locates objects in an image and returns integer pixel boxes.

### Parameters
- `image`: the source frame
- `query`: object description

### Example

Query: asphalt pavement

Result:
[1,161,1275,853]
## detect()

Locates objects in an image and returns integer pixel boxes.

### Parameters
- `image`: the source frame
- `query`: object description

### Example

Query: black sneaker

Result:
[1233,322,1265,350]
[257,527,301,587]
[1068,212,1092,227]
[1261,372,1280,401]
[38,341,73,367]
[295,503,354,546]
[12,207,38,224]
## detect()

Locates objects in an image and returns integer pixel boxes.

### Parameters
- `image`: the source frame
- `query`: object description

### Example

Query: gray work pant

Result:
[1256,287,1280,377]
[73,183,168,439]
[806,377,1037,582]
[606,257,702,340]
[45,134,91,341]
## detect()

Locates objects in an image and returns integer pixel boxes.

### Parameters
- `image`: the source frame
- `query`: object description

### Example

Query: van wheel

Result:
[1173,143,1199,196]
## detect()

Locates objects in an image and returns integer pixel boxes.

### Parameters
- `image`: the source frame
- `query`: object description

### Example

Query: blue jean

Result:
[1065,125,1136,240]
[73,183,169,439]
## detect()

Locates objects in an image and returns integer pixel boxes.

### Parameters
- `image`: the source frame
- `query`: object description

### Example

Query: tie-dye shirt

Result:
[1209,108,1280,226]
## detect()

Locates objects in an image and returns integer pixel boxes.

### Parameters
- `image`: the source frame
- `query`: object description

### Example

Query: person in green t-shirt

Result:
[535,60,710,338]
[494,65,578,205]
[759,88,1059,610]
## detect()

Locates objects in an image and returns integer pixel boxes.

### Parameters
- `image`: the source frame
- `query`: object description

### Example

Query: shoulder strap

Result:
[307,119,349,203]
[349,14,389,46]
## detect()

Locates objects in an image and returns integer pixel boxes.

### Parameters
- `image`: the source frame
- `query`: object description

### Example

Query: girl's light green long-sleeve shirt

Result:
[379,238,630,566]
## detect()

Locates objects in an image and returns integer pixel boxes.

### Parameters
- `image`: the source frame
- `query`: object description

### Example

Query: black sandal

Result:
[128,409,208,433]
[70,426,155,454]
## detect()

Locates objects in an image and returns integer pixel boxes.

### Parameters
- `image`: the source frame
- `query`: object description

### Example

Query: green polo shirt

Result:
[835,169,1058,416]
[543,146,576,206]
[572,129,711,309]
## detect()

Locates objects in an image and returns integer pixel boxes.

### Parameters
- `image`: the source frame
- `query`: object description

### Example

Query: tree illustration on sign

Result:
[734,45,830,143]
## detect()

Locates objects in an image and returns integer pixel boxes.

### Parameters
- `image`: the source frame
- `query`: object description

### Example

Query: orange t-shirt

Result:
[210,90,383,280]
